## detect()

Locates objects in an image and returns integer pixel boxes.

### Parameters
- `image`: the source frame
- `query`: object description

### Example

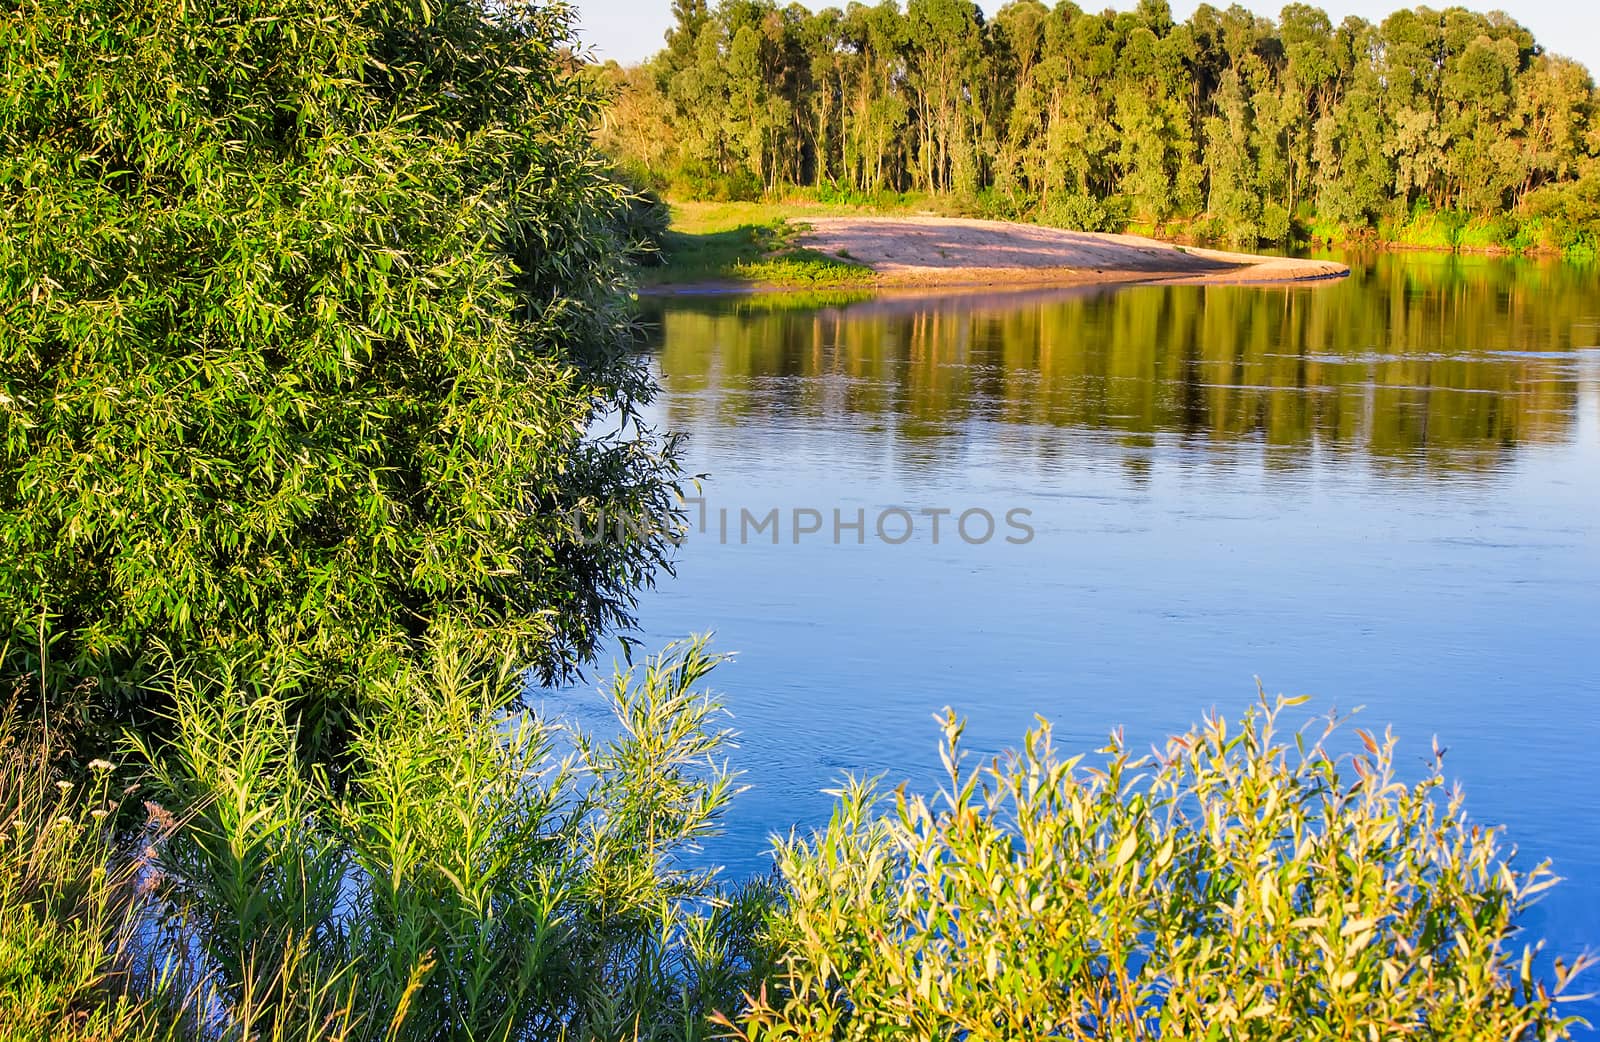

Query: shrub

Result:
[1384,207,1465,250]
[131,638,778,1042]
[737,695,1592,1041]
[1302,216,1357,247]
[669,169,765,203]
[798,183,905,209]
[1037,194,1131,235]
[1456,215,1519,252]
[1524,165,1600,259]
[1187,214,1228,245]
[969,189,1037,224]
[1260,201,1292,245]
[619,185,674,267]
[0,0,683,742]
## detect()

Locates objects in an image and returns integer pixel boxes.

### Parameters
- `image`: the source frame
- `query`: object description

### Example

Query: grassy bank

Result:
[641,200,877,291]
[1305,210,1600,260]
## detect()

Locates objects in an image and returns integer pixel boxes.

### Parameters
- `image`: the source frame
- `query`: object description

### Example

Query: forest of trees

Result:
[596,0,1600,248]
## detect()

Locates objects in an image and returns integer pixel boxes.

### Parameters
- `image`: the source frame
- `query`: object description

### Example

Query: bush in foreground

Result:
[737,696,1593,1041]
[129,638,774,1042]
[0,0,682,746]
[0,641,776,1041]
[2,668,1590,1040]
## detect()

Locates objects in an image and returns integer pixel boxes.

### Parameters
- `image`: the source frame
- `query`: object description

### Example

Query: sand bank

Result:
[796,216,1348,288]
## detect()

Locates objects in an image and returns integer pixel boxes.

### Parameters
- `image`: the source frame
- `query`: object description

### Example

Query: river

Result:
[580,250,1600,1021]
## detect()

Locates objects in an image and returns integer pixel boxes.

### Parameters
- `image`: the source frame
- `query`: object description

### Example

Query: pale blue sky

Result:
[572,0,1598,78]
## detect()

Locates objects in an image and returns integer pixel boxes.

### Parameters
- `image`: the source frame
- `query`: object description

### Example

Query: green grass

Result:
[642,199,880,291]
[0,704,178,1042]
[735,248,877,288]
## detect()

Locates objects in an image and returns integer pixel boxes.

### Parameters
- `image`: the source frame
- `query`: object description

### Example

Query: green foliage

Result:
[966,189,1035,223]
[1524,162,1600,259]
[604,0,1600,250]
[0,0,683,740]
[1455,215,1520,251]
[1383,208,1466,251]
[620,185,675,267]
[738,696,1594,1040]
[130,638,779,1042]
[0,643,778,1041]
[0,682,383,1042]
[0,691,177,1042]
[2,661,1592,1040]
[799,184,924,211]
[1037,193,1131,234]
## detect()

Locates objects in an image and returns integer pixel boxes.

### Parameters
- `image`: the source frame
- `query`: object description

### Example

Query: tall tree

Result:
[599,0,1600,245]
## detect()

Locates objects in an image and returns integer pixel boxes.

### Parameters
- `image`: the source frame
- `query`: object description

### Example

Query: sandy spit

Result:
[796,216,1349,288]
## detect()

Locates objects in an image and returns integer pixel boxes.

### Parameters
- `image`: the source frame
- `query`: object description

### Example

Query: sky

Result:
[571,0,1599,78]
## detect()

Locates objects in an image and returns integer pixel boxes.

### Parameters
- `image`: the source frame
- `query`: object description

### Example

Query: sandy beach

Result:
[796,216,1349,288]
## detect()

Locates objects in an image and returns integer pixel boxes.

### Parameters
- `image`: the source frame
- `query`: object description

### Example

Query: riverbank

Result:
[640,203,1348,295]
[635,195,1600,295]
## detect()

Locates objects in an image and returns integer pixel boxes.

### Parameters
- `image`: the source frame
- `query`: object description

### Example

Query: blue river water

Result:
[561,251,1600,1024]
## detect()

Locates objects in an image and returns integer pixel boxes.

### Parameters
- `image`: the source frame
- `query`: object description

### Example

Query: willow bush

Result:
[129,638,776,1042]
[736,697,1593,1041]
[0,0,681,742]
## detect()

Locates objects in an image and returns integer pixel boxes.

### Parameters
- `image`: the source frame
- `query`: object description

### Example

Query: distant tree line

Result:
[596,0,1600,248]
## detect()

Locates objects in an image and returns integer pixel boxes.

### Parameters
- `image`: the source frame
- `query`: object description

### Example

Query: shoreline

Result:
[637,265,1350,298]
[641,215,1349,296]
